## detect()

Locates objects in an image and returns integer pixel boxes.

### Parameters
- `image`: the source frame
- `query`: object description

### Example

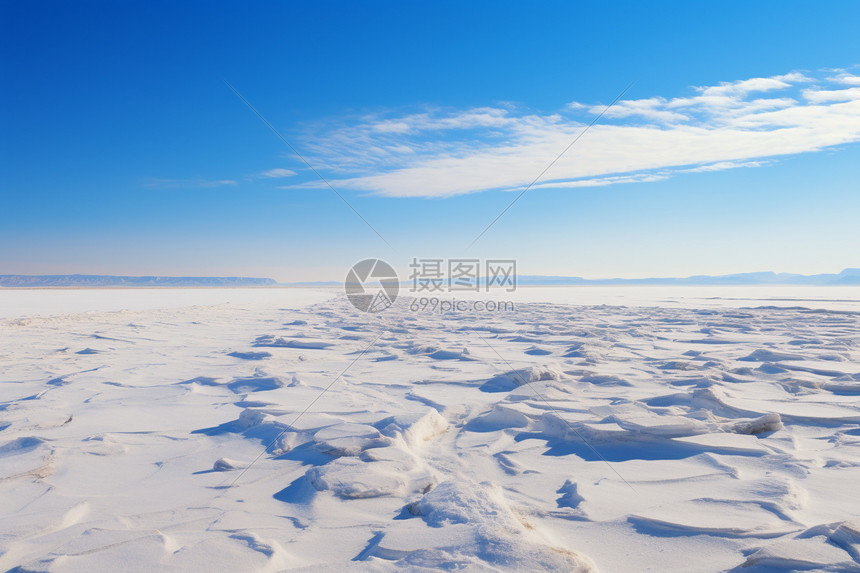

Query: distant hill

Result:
[283,269,860,287]
[280,281,342,287]
[516,268,860,286]
[0,275,278,287]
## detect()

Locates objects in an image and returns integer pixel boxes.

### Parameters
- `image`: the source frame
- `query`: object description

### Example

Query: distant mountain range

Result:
[0,275,277,287]
[2,269,858,288]
[516,268,860,286]
[285,268,860,287]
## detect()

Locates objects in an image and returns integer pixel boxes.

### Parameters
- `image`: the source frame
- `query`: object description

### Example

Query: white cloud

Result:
[829,73,860,86]
[679,160,769,173]
[803,87,860,103]
[699,76,792,97]
[260,168,297,178]
[144,178,238,189]
[593,97,689,123]
[285,69,860,198]
[368,107,513,133]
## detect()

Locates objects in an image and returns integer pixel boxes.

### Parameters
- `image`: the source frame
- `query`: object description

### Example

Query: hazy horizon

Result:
[2,267,860,286]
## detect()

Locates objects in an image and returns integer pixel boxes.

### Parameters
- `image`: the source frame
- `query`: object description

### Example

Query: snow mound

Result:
[741,536,854,570]
[306,457,407,499]
[406,344,474,361]
[253,335,334,349]
[729,412,784,435]
[407,480,595,571]
[467,404,531,432]
[629,497,801,538]
[480,366,563,392]
[609,404,714,437]
[740,349,806,362]
[376,409,448,447]
[235,407,275,429]
[830,520,860,561]
[213,457,244,471]
[410,481,516,527]
[313,423,388,456]
[579,373,632,386]
[525,346,553,356]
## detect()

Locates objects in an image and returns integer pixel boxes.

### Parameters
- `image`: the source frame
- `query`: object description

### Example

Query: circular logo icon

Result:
[344,259,399,313]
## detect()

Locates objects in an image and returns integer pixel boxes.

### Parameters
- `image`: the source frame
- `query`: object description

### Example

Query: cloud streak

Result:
[287,69,860,198]
[143,178,238,189]
[259,168,296,178]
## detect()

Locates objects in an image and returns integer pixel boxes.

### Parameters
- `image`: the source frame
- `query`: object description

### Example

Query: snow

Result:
[0,286,859,571]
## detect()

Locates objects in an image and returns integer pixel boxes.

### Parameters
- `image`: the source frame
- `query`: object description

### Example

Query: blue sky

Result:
[2,0,859,282]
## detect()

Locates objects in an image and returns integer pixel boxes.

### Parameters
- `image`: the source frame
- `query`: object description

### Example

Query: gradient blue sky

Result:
[2,0,859,282]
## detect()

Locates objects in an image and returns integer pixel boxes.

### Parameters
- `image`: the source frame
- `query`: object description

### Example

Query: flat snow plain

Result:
[1,287,859,572]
